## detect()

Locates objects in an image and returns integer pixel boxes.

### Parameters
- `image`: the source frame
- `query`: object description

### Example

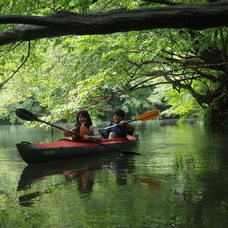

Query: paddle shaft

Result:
[99,110,159,132]
[99,119,135,131]
[38,118,66,131]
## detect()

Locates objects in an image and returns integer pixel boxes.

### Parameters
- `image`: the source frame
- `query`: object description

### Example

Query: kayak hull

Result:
[16,135,138,164]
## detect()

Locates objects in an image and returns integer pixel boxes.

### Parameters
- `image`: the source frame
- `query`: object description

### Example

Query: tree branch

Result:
[0,2,227,46]
[0,41,31,88]
[142,0,182,6]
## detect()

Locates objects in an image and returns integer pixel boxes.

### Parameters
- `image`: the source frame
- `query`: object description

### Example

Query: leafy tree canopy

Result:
[0,0,227,126]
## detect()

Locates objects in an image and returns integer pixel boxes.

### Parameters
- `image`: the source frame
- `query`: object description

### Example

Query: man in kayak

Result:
[101,109,135,139]
[64,110,101,141]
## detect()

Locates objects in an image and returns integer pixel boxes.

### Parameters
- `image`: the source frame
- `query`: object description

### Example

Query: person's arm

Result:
[64,128,78,140]
[83,135,101,141]
[80,123,90,136]
[83,126,102,141]
[64,128,76,137]
[64,129,71,137]
[119,121,135,135]
[126,123,135,132]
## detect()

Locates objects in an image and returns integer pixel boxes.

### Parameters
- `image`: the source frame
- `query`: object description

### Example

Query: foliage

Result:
[154,86,202,120]
[0,0,227,125]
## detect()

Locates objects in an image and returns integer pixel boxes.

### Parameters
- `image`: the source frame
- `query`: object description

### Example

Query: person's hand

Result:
[119,120,127,126]
[83,135,90,140]
[64,129,72,137]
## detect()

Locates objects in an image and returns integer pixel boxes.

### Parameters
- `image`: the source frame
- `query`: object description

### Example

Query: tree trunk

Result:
[204,89,228,125]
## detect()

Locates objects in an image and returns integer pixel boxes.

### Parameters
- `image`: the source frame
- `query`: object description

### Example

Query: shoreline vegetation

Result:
[0,1,227,128]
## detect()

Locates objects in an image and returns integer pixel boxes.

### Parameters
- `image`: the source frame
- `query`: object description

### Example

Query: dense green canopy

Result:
[0,0,227,126]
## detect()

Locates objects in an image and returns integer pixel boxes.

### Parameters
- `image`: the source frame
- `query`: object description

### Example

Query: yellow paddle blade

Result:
[136,110,160,121]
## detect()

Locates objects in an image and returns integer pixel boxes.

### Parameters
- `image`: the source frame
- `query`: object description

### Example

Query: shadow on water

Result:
[17,152,137,207]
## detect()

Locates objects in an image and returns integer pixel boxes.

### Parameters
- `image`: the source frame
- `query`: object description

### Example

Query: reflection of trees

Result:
[170,145,228,227]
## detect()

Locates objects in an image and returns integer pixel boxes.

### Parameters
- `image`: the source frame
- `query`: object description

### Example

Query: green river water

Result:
[0,121,228,228]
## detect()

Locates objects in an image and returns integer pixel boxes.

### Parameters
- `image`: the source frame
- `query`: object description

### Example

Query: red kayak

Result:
[16,135,139,164]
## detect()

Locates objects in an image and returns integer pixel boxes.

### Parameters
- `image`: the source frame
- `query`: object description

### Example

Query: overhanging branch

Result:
[0,1,227,46]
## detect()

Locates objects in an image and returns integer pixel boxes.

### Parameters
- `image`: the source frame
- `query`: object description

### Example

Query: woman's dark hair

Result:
[114,109,125,118]
[76,110,93,129]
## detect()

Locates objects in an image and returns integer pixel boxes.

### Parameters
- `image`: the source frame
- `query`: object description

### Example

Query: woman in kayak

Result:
[64,110,101,141]
[102,109,135,139]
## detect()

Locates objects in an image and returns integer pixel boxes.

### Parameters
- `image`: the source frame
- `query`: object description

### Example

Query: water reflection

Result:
[139,178,160,188]
[1,123,228,227]
[17,153,137,206]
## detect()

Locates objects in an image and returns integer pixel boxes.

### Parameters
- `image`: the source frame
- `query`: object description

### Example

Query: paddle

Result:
[99,109,160,131]
[16,109,140,156]
[16,108,66,131]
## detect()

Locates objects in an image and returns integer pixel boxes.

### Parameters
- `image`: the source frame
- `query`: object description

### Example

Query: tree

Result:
[118,28,228,124]
[0,0,228,125]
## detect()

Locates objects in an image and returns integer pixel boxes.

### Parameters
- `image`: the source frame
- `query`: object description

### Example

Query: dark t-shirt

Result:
[102,122,134,139]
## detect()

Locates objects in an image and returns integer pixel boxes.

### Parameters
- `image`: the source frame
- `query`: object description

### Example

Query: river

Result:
[0,121,228,227]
